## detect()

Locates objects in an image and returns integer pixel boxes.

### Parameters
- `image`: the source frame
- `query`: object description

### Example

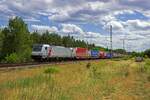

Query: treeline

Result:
[130,50,150,58]
[31,31,95,48]
[0,17,106,63]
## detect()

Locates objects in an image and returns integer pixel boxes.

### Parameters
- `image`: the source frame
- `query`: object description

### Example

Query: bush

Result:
[44,67,60,74]
[4,53,21,63]
[86,62,91,69]
[19,47,32,62]
[3,47,32,63]
[143,59,150,74]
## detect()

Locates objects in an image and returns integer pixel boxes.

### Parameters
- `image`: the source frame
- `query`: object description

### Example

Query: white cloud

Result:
[24,17,40,22]
[0,0,150,51]
[113,10,135,15]
[104,20,124,31]
[126,19,150,29]
[61,24,84,35]
[31,25,58,33]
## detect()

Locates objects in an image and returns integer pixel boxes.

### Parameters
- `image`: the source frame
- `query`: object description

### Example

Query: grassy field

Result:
[0,59,150,100]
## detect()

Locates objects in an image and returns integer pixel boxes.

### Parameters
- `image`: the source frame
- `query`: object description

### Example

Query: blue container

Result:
[90,50,99,58]
[106,52,112,58]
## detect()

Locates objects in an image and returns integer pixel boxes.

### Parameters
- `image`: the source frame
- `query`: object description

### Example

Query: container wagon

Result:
[90,50,100,58]
[74,47,89,59]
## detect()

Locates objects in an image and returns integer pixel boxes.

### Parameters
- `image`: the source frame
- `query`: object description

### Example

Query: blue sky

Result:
[0,0,150,51]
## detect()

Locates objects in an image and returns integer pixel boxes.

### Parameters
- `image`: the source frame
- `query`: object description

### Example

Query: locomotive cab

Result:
[31,44,50,60]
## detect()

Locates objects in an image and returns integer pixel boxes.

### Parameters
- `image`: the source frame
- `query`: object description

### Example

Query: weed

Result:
[86,62,91,69]
[0,59,150,100]
[43,67,60,99]
[117,65,129,78]
[137,61,150,74]
[101,83,115,97]
[0,75,44,89]
[147,75,150,82]
[44,67,60,74]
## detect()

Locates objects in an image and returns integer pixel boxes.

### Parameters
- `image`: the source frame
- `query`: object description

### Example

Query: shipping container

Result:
[99,51,106,59]
[90,50,99,58]
[74,47,89,59]
[106,52,112,58]
[49,46,72,58]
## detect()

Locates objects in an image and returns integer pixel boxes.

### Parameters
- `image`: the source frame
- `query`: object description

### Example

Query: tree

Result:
[31,31,41,44]
[1,17,32,62]
[144,49,150,58]
[0,29,4,58]
[39,31,50,44]
[113,49,126,54]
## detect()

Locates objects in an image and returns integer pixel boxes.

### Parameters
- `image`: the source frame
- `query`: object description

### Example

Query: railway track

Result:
[0,59,100,70]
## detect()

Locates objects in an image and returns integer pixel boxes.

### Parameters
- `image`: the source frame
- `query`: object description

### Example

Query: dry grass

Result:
[0,59,150,100]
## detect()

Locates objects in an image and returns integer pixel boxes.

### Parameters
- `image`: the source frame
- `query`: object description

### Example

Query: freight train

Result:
[31,44,120,61]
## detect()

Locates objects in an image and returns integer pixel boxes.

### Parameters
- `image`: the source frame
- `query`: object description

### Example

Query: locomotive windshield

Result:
[32,44,43,51]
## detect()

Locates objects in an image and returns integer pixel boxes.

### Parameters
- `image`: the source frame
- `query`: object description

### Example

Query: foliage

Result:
[130,51,145,57]
[31,32,98,48]
[144,59,150,74]
[44,67,60,74]
[0,60,150,99]
[144,49,150,58]
[0,29,4,59]
[0,75,44,89]
[113,49,126,54]
[86,62,91,69]
[4,53,21,63]
[1,17,32,62]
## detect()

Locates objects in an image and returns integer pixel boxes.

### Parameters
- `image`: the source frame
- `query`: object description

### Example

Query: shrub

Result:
[4,53,21,63]
[44,67,60,75]
[19,47,32,62]
[4,47,32,63]
[143,60,150,74]
[147,76,150,82]
[90,66,102,79]
[118,65,129,78]
[136,60,150,74]
[86,62,91,69]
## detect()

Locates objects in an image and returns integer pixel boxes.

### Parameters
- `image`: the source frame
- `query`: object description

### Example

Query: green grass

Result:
[44,67,60,74]
[0,59,150,100]
[0,75,45,89]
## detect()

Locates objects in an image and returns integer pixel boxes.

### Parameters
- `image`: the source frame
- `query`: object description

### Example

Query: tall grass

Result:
[0,60,150,100]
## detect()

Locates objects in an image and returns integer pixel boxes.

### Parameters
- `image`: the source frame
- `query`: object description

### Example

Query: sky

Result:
[0,0,150,52]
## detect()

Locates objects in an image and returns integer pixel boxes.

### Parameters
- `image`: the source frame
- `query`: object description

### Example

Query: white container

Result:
[49,46,72,58]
